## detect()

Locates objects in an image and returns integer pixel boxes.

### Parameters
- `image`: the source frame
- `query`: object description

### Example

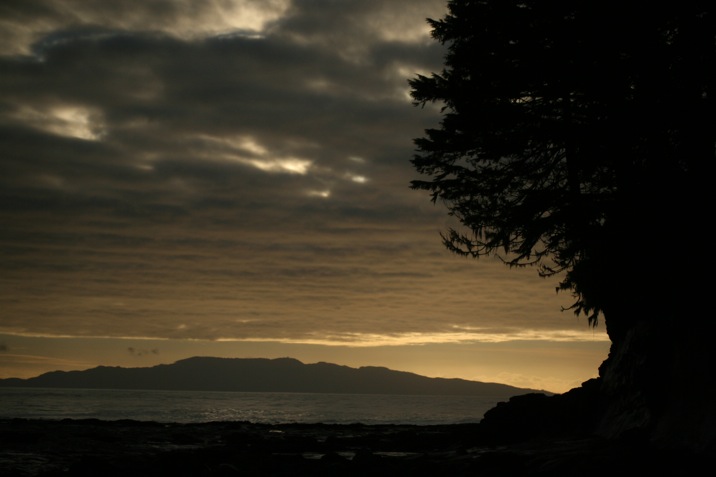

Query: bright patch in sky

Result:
[198,135,265,155]
[183,0,290,36]
[222,136,269,156]
[347,174,367,183]
[198,135,312,174]
[12,104,104,140]
[245,157,312,174]
[219,328,609,347]
[307,189,331,198]
[1,0,292,56]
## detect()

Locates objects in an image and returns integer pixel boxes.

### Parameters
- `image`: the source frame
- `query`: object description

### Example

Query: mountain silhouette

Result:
[0,356,549,397]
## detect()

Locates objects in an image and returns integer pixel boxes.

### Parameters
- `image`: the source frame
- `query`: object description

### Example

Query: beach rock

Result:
[475,379,604,445]
[1,418,711,477]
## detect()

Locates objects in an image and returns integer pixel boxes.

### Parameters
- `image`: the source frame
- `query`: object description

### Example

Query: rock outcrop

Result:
[478,317,716,454]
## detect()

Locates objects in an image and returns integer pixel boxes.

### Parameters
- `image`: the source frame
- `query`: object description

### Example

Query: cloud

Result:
[273,0,445,58]
[0,0,602,348]
[127,347,159,357]
[0,0,291,56]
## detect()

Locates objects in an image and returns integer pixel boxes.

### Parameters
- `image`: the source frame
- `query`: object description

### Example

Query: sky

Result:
[0,0,610,394]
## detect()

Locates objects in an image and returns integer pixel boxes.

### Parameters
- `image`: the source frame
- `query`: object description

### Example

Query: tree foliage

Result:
[410,1,714,328]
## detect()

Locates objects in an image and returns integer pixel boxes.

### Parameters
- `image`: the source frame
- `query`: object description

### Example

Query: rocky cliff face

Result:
[596,319,716,452]
[478,317,716,454]
[595,321,655,440]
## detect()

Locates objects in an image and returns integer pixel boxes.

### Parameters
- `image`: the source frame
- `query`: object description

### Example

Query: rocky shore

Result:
[0,417,710,476]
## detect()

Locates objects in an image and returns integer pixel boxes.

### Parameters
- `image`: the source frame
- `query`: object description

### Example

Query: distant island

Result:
[0,356,550,397]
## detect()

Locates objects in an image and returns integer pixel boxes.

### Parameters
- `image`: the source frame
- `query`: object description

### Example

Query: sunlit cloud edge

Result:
[1,329,609,345]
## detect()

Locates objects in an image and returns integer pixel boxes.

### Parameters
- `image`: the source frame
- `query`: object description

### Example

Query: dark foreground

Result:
[0,418,710,477]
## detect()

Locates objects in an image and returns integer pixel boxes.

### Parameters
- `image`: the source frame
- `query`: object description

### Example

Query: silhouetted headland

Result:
[0,356,549,397]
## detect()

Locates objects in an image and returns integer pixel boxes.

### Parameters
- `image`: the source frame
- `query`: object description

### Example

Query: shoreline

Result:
[1,418,708,476]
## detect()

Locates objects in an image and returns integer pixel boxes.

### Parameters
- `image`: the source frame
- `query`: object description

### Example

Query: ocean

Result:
[0,387,504,425]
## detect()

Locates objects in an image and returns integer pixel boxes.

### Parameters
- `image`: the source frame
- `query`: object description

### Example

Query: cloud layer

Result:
[0,0,606,347]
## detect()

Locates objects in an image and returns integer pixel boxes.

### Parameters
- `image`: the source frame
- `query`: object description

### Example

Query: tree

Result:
[411,0,715,449]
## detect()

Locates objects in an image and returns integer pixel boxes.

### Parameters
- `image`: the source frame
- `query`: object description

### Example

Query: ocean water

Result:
[0,387,506,425]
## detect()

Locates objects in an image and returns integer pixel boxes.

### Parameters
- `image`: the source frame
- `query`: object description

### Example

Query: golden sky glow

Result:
[0,0,610,394]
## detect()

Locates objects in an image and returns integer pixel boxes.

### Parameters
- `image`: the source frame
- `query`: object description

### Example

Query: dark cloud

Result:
[128,347,159,357]
[0,0,598,346]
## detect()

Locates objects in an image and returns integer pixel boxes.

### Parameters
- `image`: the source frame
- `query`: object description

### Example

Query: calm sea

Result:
[0,387,504,425]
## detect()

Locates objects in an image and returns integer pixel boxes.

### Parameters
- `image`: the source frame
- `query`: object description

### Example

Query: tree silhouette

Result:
[411,1,712,334]
[411,1,715,448]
